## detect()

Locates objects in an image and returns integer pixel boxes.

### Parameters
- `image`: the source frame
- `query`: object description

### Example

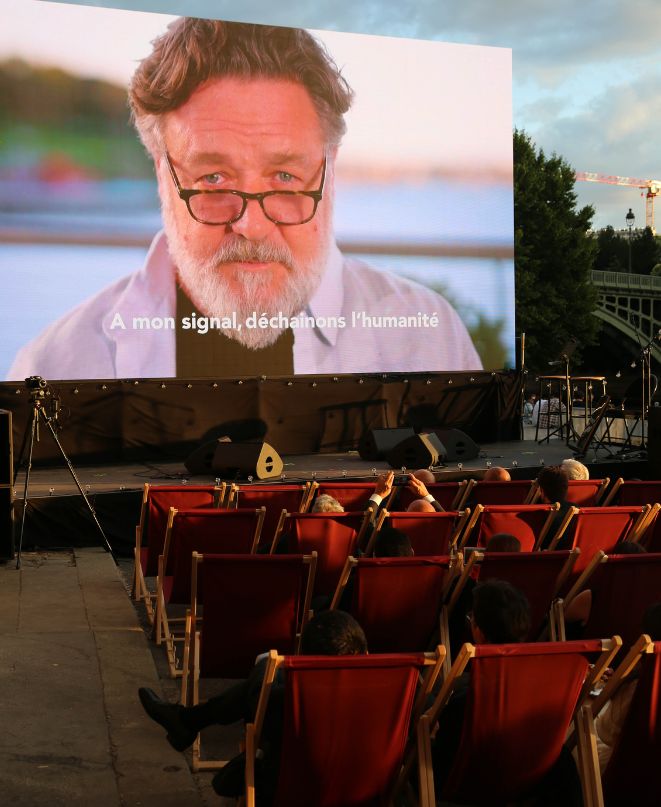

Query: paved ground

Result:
[0,548,239,806]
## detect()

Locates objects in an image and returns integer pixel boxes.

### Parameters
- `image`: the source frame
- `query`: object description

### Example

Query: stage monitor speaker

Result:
[0,409,12,487]
[386,433,445,469]
[185,439,283,480]
[358,427,415,461]
[431,429,481,462]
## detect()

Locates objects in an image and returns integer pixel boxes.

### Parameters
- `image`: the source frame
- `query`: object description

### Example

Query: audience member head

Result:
[561,458,590,480]
[374,526,414,557]
[537,465,569,504]
[485,533,522,553]
[483,466,511,482]
[311,493,344,513]
[300,610,367,655]
[407,498,436,513]
[413,469,436,486]
[471,580,531,644]
[642,602,661,641]
[612,540,647,555]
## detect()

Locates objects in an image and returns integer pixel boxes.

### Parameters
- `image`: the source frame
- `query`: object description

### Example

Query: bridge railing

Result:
[592,269,661,291]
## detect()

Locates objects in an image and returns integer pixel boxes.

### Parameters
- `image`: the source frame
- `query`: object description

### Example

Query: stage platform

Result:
[9,432,649,559]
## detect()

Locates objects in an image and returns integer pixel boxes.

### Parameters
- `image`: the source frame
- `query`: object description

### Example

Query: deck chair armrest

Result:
[245,722,257,807]
[629,503,656,544]
[364,508,388,556]
[590,634,652,716]
[594,477,610,505]
[270,510,289,554]
[457,504,483,550]
[416,714,436,807]
[455,478,475,511]
[601,477,623,507]
[446,551,481,615]
[535,502,561,550]
[563,551,607,611]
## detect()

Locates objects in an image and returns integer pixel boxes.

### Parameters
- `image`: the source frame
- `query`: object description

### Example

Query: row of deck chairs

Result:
[131,481,661,804]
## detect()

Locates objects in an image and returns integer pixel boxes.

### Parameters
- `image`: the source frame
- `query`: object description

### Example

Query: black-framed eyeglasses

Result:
[165,153,326,226]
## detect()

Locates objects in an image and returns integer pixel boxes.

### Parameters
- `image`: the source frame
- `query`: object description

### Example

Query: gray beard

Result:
[163,210,329,350]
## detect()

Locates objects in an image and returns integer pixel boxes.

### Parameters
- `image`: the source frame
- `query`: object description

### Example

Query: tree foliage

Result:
[514,130,599,372]
[594,225,661,275]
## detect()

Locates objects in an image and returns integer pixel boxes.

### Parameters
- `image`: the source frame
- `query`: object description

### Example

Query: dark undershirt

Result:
[175,284,294,377]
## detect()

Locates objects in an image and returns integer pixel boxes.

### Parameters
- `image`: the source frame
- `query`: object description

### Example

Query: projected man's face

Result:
[157,77,334,349]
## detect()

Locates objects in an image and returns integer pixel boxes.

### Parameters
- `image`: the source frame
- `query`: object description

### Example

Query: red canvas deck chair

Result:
[530,478,611,507]
[245,648,445,807]
[227,484,312,550]
[155,507,265,676]
[577,636,660,807]
[459,503,560,551]
[330,556,453,653]
[548,506,652,578]
[273,511,371,597]
[311,481,380,512]
[133,483,224,621]
[445,550,579,655]
[394,480,469,512]
[367,510,469,556]
[182,552,317,771]
[603,479,661,548]
[561,552,661,648]
[416,638,621,807]
[459,478,536,509]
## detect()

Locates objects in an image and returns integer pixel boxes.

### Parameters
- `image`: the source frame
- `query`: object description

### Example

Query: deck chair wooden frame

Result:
[155,506,265,677]
[458,502,560,551]
[245,646,445,807]
[270,508,372,554]
[530,478,611,507]
[575,634,656,807]
[182,551,317,772]
[133,483,225,622]
[364,508,470,557]
[412,637,621,807]
[546,504,651,554]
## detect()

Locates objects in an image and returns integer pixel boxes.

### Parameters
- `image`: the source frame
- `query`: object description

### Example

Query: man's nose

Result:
[228,197,277,240]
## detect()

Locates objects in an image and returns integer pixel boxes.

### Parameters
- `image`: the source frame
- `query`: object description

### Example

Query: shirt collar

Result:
[305,241,344,347]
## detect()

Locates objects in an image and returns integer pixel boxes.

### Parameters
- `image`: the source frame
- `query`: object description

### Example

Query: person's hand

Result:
[373,471,394,498]
[406,473,429,498]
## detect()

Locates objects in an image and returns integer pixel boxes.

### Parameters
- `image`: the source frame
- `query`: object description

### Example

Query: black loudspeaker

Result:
[647,408,661,477]
[0,410,14,559]
[184,439,284,480]
[431,429,481,462]
[387,433,446,469]
[358,427,415,461]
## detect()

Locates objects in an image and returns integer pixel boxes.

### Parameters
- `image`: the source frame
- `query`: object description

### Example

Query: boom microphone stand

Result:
[15,376,116,570]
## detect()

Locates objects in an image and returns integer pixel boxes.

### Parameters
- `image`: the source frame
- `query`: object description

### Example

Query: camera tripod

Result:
[15,381,115,570]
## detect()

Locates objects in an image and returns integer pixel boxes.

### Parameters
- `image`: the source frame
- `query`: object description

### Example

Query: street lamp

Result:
[626,208,635,273]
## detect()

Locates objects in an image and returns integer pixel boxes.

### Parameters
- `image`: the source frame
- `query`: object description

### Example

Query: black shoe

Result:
[212,752,247,798]
[138,687,197,752]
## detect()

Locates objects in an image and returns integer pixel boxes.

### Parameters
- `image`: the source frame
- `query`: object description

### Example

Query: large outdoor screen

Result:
[0,1,514,381]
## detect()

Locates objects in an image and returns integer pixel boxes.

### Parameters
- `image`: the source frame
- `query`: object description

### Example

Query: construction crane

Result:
[575,172,661,234]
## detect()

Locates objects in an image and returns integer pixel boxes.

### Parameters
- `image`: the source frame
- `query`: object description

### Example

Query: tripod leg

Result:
[40,411,117,563]
[16,406,38,570]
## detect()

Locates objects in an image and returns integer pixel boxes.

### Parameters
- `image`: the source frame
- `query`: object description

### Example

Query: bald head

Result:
[407,498,436,513]
[413,469,436,486]
[484,466,511,482]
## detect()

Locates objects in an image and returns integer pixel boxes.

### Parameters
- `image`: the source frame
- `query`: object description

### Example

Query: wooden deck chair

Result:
[182,552,317,771]
[415,638,621,807]
[133,483,224,621]
[155,507,265,676]
[459,503,560,551]
[366,510,469,556]
[393,480,469,512]
[603,479,661,547]
[312,481,381,512]
[577,636,660,807]
[245,647,445,807]
[330,556,453,653]
[547,506,652,578]
[444,550,580,656]
[272,511,372,597]
[565,552,661,648]
[458,478,536,509]
[226,484,312,550]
